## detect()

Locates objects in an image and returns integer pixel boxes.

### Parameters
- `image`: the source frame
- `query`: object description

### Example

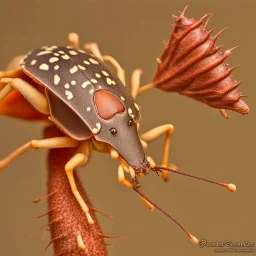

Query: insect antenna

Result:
[133,188,198,244]
[152,165,236,192]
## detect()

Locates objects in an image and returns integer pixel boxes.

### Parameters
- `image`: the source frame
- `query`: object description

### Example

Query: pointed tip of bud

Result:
[188,234,199,244]
[227,183,236,192]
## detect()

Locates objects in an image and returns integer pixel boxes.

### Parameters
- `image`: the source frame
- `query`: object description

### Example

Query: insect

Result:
[0,32,237,244]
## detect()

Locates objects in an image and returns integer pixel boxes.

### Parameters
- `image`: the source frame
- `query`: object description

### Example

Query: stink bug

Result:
[0,31,237,244]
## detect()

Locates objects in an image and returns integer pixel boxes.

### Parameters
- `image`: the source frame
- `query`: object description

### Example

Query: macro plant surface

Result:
[0,6,249,256]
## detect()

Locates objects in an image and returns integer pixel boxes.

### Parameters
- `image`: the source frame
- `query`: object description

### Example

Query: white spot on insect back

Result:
[102,71,109,76]
[54,65,59,70]
[39,64,49,70]
[64,83,70,89]
[78,65,85,70]
[106,77,112,85]
[96,123,101,130]
[71,80,76,85]
[92,124,101,134]
[45,47,54,51]
[61,54,70,60]
[69,50,78,55]
[89,58,99,64]
[81,81,90,88]
[54,74,60,85]
[134,103,140,111]
[121,96,125,101]
[31,60,37,65]
[78,49,85,53]
[89,88,94,94]
[128,108,133,114]
[49,57,59,63]
[70,66,78,74]
[90,79,97,84]
[92,128,99,134]
[84,60,90,65]
[95,73,101,78]
[87,107,91,111]
[37,51,52,56]
[58,50,65,54]
[54,53,60,56]
[65,90,73,100]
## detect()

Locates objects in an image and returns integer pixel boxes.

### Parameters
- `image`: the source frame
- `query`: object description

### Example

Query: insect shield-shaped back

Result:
[153,7,249,116]
[20,46,141,140]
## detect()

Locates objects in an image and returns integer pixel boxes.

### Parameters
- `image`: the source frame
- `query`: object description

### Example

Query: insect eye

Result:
[110,128,117,135]
[128,119,133,126]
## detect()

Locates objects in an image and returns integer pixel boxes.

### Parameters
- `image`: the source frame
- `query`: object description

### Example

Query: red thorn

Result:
[229,44,243,52]
[44,235,66,252]
[229,65,240,72]
[37,208,53,219]
[221,81,243,97]
[212,27,228,42]
[96,231,126,239]
[215,44,226,52]
[180,5,189,16]
[199,13,213,25]
[204,13,213,29]
[224,45,242,57]
[156,58,162,64]
[162,40,167,46]
[207,26,218,36]
[172,14,178,20]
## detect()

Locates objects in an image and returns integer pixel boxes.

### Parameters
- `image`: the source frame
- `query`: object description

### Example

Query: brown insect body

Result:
[153,8,249,115]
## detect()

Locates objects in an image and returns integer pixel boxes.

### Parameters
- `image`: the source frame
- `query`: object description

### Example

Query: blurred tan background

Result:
[0,0,255,255]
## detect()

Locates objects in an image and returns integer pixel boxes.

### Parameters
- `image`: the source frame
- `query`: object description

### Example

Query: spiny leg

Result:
[0,137,78,171]
[65,141,94,224]
[140,124,175,182]
[84,42,126,85]
[0,78,49,114]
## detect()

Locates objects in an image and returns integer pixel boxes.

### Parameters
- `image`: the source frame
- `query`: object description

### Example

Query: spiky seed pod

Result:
[153,6,249,116]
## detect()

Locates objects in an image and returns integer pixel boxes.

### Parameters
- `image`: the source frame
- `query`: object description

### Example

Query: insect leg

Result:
[68,32,80,49]
[0,137,78,171]
[84,42,103,61]
[0,67,24,81]
[130,69,143,99]
[65,143,94,224]
[140,124,175,182]
[118,164,154,210]
[84,42,126,85]
[0,78,49,114]
[102,56,125,85]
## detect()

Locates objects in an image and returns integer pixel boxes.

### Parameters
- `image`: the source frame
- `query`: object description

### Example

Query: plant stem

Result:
[45,125,108,256]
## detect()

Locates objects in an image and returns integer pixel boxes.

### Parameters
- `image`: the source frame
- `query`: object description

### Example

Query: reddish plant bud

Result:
[153,6,249,116]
